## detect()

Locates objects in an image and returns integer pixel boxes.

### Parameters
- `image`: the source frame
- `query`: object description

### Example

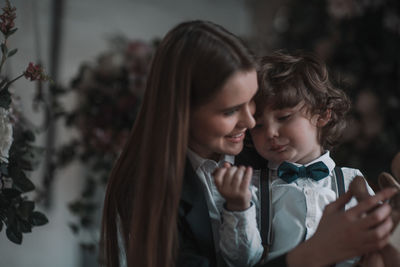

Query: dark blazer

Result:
[177,160,217,267]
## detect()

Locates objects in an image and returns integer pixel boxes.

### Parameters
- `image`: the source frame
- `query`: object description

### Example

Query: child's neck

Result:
[270,150,326,168]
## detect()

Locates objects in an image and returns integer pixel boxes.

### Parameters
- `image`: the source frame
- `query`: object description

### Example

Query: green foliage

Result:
[0,85,11,109]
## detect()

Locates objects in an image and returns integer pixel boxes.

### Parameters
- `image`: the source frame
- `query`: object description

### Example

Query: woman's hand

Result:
[213,163,252,211]
[286,187,398,267]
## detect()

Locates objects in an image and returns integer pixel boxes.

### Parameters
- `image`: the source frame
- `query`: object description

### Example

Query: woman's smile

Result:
[225,131,246,143]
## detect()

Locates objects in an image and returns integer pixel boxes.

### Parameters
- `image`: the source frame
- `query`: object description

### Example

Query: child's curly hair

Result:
[255,51,350,150]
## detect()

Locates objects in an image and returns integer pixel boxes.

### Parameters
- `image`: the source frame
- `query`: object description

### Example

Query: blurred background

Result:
[0,0,399,266]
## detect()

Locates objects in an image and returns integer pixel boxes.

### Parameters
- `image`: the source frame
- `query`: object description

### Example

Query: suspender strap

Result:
[334,166,345,195]
[334,166,345,211]
[330,166,346,267]
[260,168,272,246]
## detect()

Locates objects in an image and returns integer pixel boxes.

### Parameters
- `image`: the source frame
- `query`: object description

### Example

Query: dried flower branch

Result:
[0,0,48,245]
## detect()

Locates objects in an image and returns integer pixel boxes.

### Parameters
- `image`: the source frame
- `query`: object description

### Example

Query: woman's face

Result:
[189,70,258,161]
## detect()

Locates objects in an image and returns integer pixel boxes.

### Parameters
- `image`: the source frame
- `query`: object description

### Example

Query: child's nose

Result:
[265,124,279,139]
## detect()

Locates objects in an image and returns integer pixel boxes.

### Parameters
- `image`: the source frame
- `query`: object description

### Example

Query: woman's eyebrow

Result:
[220,103,244,111]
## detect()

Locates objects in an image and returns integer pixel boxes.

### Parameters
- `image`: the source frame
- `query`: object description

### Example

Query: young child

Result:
[214,51,376,267]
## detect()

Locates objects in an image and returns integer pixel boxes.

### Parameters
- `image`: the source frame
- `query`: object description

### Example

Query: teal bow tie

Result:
[277,161,329,183]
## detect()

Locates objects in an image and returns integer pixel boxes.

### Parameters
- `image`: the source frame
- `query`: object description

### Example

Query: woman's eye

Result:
[253,123,263,129]
[223,108,238,116]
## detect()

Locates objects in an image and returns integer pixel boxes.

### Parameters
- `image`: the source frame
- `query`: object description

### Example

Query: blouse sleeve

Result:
[219,180,264,267]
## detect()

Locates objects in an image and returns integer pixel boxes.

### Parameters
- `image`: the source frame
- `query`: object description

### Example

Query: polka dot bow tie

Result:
[277,161,329,183]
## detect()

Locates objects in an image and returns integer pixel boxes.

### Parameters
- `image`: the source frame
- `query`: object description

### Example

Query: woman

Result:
[100,20,395,267]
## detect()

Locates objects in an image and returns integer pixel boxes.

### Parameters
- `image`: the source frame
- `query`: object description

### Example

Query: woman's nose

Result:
[239,103,256,129]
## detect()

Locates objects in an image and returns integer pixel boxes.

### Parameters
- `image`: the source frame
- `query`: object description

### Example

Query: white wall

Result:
[0,0,253,266]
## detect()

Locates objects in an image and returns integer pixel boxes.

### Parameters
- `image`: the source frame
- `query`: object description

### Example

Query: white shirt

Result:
[219,151,374,267]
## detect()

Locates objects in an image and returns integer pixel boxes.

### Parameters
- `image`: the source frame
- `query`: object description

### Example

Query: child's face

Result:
[250,102,324,165]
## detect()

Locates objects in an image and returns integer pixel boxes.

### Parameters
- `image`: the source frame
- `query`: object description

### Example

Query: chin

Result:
[223,144,243,156]
[268,155,290,164]
[274,151,294,162]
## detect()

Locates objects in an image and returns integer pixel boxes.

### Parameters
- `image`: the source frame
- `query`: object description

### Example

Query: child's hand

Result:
[213,163,253,211]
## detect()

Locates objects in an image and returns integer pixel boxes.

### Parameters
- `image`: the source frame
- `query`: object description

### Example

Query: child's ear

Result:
[317,109,331,127]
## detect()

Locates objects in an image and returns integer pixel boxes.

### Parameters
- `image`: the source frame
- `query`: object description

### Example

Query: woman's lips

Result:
[226,132,245,143]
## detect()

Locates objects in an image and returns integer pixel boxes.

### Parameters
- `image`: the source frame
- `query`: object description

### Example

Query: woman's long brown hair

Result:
[100,20,256,267]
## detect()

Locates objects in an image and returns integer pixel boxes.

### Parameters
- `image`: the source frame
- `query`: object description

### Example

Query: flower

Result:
[0,0,16,36]
[24,62,49,81]
[0,107,13,163]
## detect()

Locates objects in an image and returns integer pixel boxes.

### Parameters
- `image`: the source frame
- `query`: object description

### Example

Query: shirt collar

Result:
[187,148,235,173]
[267,151,335,173]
